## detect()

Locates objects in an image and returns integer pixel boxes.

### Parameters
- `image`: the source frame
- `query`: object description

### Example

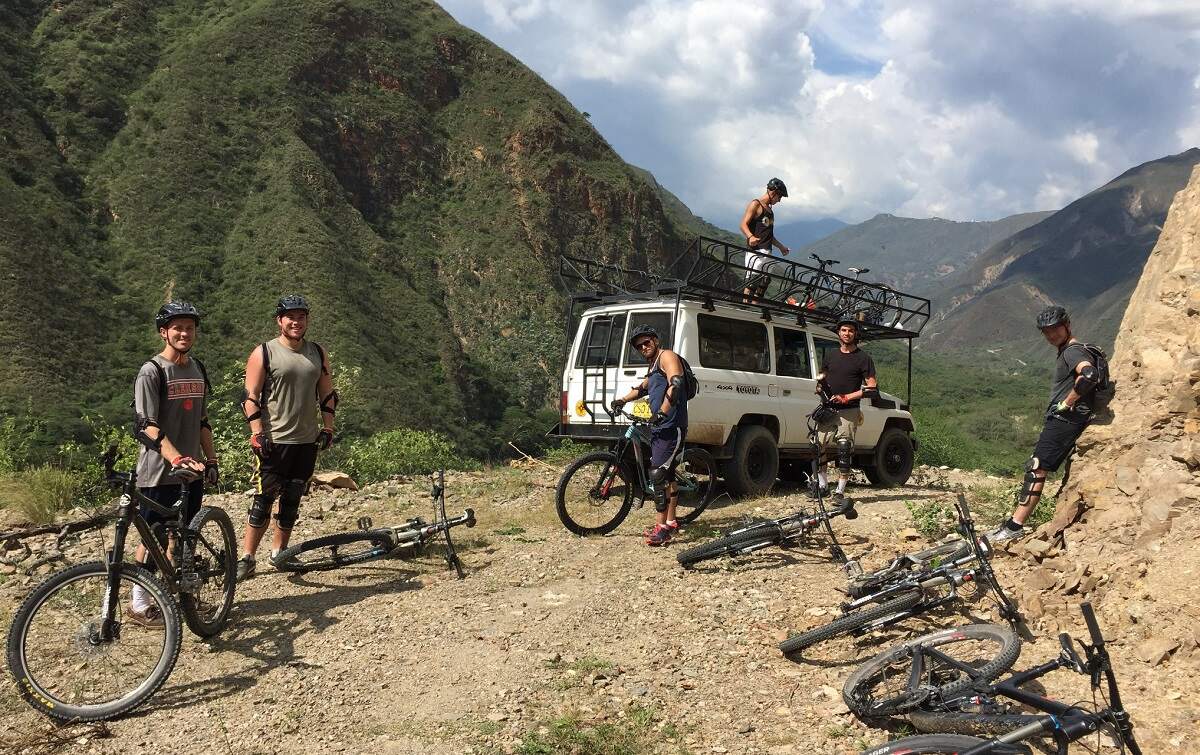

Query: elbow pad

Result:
[134,415,163,452]
[320,389,340,415]
[1075,365,1099,394]
[242,389,263,423]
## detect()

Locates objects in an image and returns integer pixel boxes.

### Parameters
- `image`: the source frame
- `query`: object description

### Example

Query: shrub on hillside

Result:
[339,429,476,484]
[0,466,84,525]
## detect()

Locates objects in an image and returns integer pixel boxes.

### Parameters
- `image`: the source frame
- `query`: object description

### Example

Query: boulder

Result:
[311,471,359,490]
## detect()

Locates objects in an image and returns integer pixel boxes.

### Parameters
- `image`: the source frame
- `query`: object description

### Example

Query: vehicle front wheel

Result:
[863,428,914,487]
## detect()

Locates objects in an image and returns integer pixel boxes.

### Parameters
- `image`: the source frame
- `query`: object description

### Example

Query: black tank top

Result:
[749,200,774,250]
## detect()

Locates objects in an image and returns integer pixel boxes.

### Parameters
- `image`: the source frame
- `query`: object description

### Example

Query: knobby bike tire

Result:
[780,590,923,657]
[6,561,182,721]
[908,709,1046,737]
[673,447,717,525]
[843,624,1022,721]
[676,523,784,567]
[272,530,394,573]
[860,734,1032,755]
[555,451,634,536]
[180,505,237,638]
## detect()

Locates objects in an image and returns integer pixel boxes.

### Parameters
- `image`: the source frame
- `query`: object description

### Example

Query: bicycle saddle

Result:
[848,267,869,275]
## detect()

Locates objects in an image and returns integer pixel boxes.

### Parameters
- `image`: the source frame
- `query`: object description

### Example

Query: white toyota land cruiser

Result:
[554,238,930,497]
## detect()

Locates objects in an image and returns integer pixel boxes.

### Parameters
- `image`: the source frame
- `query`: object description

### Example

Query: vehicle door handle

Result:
[623,370,637,376]
[783,390,791,396]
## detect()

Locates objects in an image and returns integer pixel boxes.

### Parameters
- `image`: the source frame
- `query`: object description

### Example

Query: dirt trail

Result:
[1,467,1194,754]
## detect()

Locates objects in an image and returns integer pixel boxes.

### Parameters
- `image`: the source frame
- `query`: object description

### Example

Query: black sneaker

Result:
[236,555,256,581]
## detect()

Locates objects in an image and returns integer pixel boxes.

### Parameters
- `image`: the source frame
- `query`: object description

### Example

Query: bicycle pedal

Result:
[357,516,373,531]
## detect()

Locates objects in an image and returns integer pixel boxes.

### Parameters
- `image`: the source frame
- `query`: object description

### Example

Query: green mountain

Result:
[799,212,1052,295]
[927,148,1200,357]
[773,217,848,248]
[0,0,711,456]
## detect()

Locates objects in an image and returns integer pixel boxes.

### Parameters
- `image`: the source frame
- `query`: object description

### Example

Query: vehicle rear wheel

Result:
[722,425,778,497]
[863,427,914,487]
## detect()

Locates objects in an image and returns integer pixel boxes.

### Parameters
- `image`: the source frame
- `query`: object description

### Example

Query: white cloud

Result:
[441,0,1200,224]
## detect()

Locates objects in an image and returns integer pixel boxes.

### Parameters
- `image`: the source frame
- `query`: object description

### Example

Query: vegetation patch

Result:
[515,704,684,755]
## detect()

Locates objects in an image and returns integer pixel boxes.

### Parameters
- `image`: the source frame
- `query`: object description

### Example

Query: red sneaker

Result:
[645,524,674,546]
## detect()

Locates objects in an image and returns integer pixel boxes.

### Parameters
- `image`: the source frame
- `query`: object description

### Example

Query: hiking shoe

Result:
[987,523,1026,544]
[645,524,674,547]
[125,604,165,630]
[643,520,680,537]
[236,555,257,581]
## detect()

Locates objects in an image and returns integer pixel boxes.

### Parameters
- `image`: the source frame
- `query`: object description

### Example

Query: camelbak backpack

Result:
[678,355,700,400]
[1073,343,1114,415]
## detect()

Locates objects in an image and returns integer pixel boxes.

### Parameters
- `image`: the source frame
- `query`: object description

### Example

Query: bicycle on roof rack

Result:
[555,407,717,536]
[849,602,1141,755]
[779,492,1022,657]
[6,444,237,721]
[272,470,475,578]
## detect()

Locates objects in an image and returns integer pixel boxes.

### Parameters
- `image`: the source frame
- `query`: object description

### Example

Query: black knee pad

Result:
[836,438,853,474]
[275,479,305,530]
[247,494,274,528]
[650,467,672,512]
[1017,457,1045,504]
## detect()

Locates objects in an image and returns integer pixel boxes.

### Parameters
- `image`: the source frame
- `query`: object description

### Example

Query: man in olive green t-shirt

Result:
[237,295,337,580]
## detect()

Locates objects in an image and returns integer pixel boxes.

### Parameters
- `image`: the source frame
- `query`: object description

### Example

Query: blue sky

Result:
[440,1,1200,229]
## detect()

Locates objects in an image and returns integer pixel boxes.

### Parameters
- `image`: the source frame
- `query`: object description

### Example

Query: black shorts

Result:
[139,480,204,545]
[1032,417,1086,472]
[254,443,318,497]
[650,426,685,475]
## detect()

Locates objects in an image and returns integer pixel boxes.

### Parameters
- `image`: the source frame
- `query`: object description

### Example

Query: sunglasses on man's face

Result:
[634,339,655,350]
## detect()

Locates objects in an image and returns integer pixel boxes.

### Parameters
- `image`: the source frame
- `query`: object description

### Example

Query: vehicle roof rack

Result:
[559,236,931,340]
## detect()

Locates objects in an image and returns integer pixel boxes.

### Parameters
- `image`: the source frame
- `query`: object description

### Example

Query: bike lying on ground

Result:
[676,496,858,568]
[851,602,1141,754]
[555,408,716,536]
[272,469,475,578]
[6,446,237,721]
[779,493,1021,657]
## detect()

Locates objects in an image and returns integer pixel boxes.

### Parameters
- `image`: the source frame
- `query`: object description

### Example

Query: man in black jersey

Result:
[989,306,1097,543]
[739,177,791,302]
[814,318,877,503]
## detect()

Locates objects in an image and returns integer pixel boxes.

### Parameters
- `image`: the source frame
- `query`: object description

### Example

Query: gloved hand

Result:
[650,411,668,426]
[204,459,219,486]
[1051,399,1073,416]
[169,456,203,481]
[250,432,273,461]
[316,428,334,451]
[831,394,849,405]
[610,398,627,413]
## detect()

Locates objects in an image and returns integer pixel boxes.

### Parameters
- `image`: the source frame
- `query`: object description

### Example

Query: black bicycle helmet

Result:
[767,177,788,197]
[276,294,310,317]
[155,300,201,329]
[628,324,660,345]
[1036,305,1069,329]
[835,315,861,332]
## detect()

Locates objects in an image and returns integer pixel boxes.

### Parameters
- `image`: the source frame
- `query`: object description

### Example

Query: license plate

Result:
[631,400,651,419]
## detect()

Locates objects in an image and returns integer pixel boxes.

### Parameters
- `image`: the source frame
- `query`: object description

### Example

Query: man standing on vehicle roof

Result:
[740,178,791,303]
[237,295,337,580]
[989,306,1097,544]
[129,301,217,628]
[815,318,877,504]
[610,325,689,546]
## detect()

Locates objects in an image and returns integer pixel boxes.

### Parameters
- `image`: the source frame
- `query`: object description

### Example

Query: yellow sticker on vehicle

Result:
[575,400,588,417]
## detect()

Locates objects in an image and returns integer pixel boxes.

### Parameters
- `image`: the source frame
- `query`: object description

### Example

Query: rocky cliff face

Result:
[1010,165,1200,676]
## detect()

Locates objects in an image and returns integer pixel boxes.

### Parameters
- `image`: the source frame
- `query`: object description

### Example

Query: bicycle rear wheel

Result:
[674,447,716,525]
[780,590,923,657]
[843,624,1021,722]
[272,530,394,573]
[908,709,1045,737]
[677,522,784,567]
[555,452,635,536]
[180,505,237,638]
[6,561,182,721]
[860,734,1031,755]
[848,540,970,599]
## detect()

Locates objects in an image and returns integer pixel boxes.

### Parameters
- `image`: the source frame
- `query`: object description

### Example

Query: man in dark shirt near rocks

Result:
[814,318,877,503]
[989,306,1097,543]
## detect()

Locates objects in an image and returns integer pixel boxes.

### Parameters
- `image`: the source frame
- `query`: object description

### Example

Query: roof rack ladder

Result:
[579,315,619,424]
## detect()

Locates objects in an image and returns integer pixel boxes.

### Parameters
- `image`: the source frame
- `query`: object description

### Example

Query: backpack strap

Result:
[313,342,329,375]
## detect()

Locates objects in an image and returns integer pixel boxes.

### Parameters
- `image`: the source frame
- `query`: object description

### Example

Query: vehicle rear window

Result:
[622,311,674,365]
[775,328,812,378]
[698,314,770,372]
[574,313,628,368]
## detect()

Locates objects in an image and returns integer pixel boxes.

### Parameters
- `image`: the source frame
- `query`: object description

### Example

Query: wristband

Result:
[171,455,184,466]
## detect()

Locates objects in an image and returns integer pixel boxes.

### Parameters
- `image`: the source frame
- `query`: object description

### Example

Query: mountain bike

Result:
[6,445,237,721]
[555,409,716,536]
[835,267,902,327]
[852,603,1141,755]
[779,493,1020,657]
[273,470,475,578]
[780,252,842,311]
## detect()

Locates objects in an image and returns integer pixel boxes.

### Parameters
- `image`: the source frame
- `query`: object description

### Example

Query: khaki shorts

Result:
[817,408,863,451]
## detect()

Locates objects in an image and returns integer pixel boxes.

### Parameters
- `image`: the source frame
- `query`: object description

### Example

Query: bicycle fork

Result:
[99,494,135,641]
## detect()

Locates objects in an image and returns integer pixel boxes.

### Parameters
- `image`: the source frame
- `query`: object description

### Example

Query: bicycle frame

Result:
[605,411,703,506]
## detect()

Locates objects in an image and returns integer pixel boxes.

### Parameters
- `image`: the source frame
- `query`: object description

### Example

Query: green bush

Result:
[904,498,956,540]
[541,438,592,466]
[0,466,84,524]
[339,429,476,484]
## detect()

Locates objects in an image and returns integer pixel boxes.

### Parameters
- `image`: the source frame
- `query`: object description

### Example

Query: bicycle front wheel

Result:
[677,522,784,568]
[180,505,237,638]
[843,624,1022,722]
[6,561,182,721]
[860,734,1031,755]
[848,540,970,599]
[674,447,716,524]
[555,452,635,536]
[272,530,395,573]
[780,590,923,657]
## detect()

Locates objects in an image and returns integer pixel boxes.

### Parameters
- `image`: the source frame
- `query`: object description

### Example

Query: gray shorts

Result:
[817,408,862,450]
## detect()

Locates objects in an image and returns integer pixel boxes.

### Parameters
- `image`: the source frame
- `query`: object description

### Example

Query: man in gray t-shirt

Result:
[128,301,218,627]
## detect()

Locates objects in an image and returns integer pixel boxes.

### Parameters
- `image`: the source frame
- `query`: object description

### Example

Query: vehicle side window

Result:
[774,328,812,378]
[813,337,839,374]
[574,314,628,368]
[698,314,770,373]
[622,312,674,366]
